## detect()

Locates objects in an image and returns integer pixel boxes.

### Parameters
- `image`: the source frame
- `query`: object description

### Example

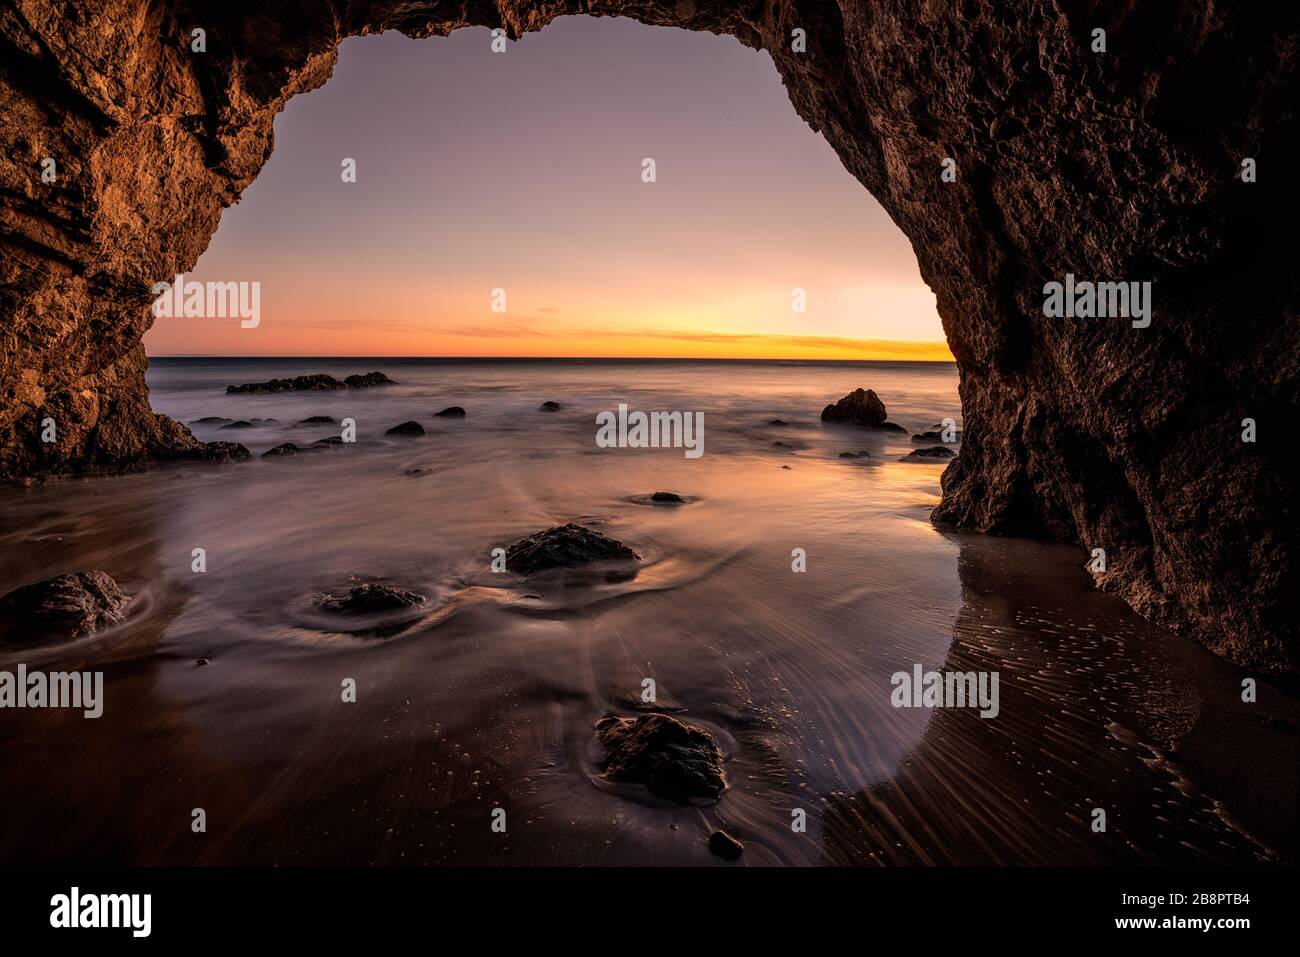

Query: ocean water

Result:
[0,359,1288,864]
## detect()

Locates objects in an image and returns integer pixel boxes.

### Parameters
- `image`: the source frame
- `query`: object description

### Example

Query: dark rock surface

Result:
[220,420,254,430]
[650,491,687,504]
[708,830,744,861]
[839,450,871,459]
[821,388,887,428]
[318,583,425,614]
[178,441,251,464]
[189,416,233,426]
[386,421,425,435]
[434,406,466,418]
[505,523,639,575]
[595,713,726,802]
[902,447,957,462]
[539,401,562,412]
[1,1,1295,671]
[295,415,338,426]
[261,442,310,458]
[0,571,128,645]
[226,372,394,394]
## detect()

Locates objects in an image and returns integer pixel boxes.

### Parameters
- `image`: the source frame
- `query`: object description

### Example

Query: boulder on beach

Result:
[539,401,562,412]
[434,406,466,418]
[650,491,687,504]
[708,830,744,861]
[0,570,128,645]
[386,421,425,436]
[505,523,639,575]
[821,388,887,427]
[318,583,425,614]
[226,372,394,394]
[295,415,338,426]
[900,446,956,462]
[595,712,726,803]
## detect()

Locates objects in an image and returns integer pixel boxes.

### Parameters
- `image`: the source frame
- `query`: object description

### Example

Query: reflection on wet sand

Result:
[820,531,1298,865]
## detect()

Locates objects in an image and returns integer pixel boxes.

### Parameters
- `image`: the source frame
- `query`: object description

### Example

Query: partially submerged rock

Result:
[767,418,790,426]
[708,830,744,861]
[0,571,128,645]
[296,415,338,426]
[386,421,425,435]
[838,450,871,459]
[312,436,345,448]
[821,388,887,427]
[226,372,394,394]
[901,446,956,462]
[178,441,251,464]
[189,416,232,426]
[318,583,425,614]
[595,713,726,802]
[650,491,688,504]
[261,443,312,458]
[434,406,466,418]
[220,420,255,430]
[913,423,962,442]
[505,523,639,575]
[539,401,562,412]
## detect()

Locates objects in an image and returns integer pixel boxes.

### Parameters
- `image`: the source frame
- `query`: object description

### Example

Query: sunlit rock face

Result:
[0,1,1295,671]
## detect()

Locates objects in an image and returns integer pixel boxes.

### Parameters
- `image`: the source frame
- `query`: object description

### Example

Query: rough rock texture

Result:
[821,388,888,427]
[1,1,1296,671]
[595,713,726,802]
[0,570,128,645]
[505,523,639,575]
[318,582,425,614]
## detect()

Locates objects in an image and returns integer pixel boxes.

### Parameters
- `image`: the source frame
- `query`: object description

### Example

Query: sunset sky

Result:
[144,17,950,361]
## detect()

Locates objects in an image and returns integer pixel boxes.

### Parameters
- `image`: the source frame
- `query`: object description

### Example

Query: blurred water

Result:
[0,359,1287,865]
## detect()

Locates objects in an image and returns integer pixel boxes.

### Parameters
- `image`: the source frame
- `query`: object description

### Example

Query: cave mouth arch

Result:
[1,1,1295,673]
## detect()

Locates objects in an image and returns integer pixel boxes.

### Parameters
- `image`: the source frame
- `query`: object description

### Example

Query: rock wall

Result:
[1,0,1296,671]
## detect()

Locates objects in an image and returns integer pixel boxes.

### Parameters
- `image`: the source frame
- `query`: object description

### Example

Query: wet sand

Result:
[0,359,1294,865]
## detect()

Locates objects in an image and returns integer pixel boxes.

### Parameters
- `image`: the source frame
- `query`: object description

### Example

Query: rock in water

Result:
[434,406,466,418]
[226,372,394,394]
[261,443,308,458]
[295,415,338,426]
[0,571,128,645]
[386,421,425,435]
[179,442,251,464]
[318,583,425,614]
[343,372,394,388]
[821,388,887,427]
[220,420,254,430]
[189,416,232,426]
[650,491,687,504]
[708,830,744,861]
[539,401,562,412]
[505,523,639,575]
[595,713,726,802]
[901,446,956,462]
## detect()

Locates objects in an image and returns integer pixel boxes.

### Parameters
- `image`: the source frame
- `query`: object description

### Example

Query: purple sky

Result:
[145,16,945,359]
